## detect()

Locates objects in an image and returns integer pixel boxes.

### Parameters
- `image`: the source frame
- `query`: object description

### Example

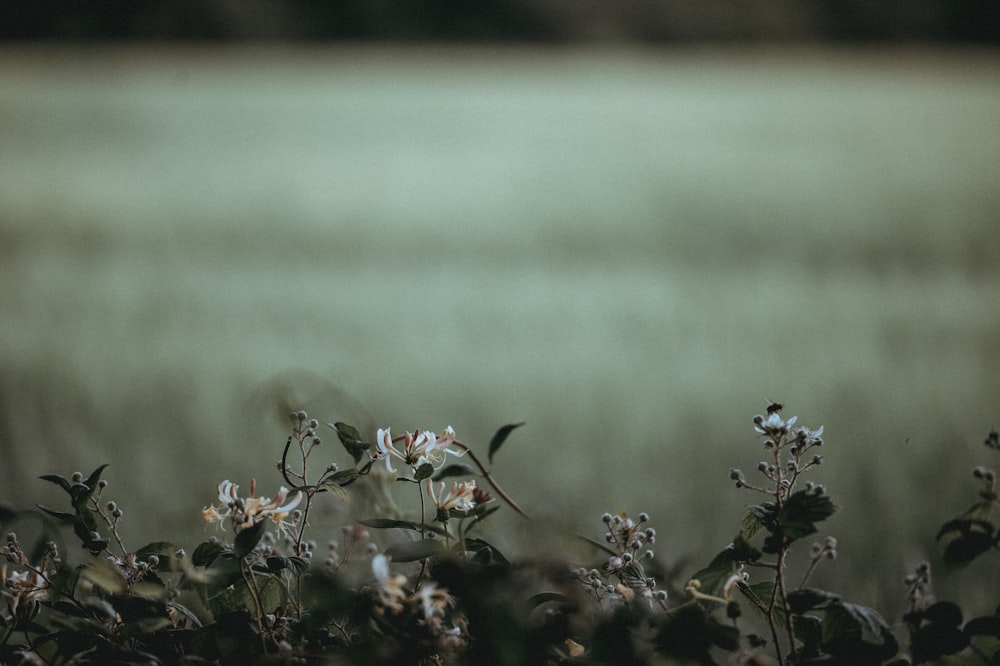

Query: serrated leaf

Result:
[135,541,176,561]
[740,511,765,540]
[690,547,740,598]
[488,422,525,464]
[777,491,836,542]
[192,541,225,567]
[384,538,447,562]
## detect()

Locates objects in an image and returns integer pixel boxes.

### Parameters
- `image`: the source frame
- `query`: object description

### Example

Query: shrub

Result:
[1,404,997,664]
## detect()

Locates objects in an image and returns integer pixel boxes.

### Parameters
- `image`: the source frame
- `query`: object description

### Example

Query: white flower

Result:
[371,554,408,613]
[202,480,302,532]
[375,426,466,474]
[426,479,478,516]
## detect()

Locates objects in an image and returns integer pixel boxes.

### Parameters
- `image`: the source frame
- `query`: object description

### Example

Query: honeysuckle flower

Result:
[426,479,478,518]
[375,426,466,474]
[2,567,48,616]
[202,480,302,533]
[412,580,454,625]
[371,554,408,614]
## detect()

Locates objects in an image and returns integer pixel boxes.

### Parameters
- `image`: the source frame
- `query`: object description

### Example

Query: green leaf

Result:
[691,546,741,598]
[321,468,359,486]
[777,491,836,542]
[357,518,449,537]
[433,464,477,481]
[462,536,510,567]
[822,602,898,662]
[787,588,841,614]
[35,504,78,525]
[319,483,349,503]
[233,520,266,558]
[740,511,765,541]
[38,474,72,493]
[413,463,435,481]
[266,556,309,575]
[328,422,369,464]
[488,422,525,464]
[384,538,447,562]
[135,541,176,562]
[192,541,225,567]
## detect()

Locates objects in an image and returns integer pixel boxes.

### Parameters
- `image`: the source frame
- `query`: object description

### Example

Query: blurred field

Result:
[2,45,999,618]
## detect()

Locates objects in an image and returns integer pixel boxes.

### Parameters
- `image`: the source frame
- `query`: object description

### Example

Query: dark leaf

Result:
[462,536,510,567]
[488,422,525,465]
[788,588,842,614]
[233,520,266,558]
[942,531,996,569]
[778,491,837,541]
[384,538,447,562]
[321,468,359,486]
[691,546,740,598]
[964,615,1000,638]
[266,556,309,575]
[192,541,225,567]
[135,542,176,562]
[38,474,72,493]
[937,517,995,541]
[357,518,449,537]
[35,504,77,525]
[328,422,368,464]
[528,592,568,608]
[911,622,969,662]
[922,601,964,627]
[433,464,477,481]
[746,503,777,526]
[414,463,435,481]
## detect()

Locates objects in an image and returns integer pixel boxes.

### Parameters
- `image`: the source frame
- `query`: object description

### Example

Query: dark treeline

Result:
[3,0,998,44]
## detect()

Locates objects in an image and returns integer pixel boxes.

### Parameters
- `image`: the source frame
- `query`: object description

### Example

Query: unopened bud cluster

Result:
[576,511,666,610]
[809,536,837,561]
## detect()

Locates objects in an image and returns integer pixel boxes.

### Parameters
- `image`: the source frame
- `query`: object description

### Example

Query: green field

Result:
[2,45,999,618]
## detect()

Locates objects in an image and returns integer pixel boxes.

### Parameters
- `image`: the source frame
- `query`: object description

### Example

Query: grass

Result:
[1,44,999,619]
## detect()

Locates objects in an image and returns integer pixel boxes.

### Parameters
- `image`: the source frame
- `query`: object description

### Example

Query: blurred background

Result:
[2,2,999,621]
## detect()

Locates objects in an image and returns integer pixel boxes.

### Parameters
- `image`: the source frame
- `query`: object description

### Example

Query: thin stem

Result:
[451,441,530,519]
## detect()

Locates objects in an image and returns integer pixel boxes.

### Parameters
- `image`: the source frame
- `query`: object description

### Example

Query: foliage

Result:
[1,404,998,664]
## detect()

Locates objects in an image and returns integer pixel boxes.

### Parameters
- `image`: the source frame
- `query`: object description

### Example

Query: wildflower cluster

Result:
[1,533,58,626]
[575,511,667,610]
[3,401,999,665]
[370,554,467,655]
